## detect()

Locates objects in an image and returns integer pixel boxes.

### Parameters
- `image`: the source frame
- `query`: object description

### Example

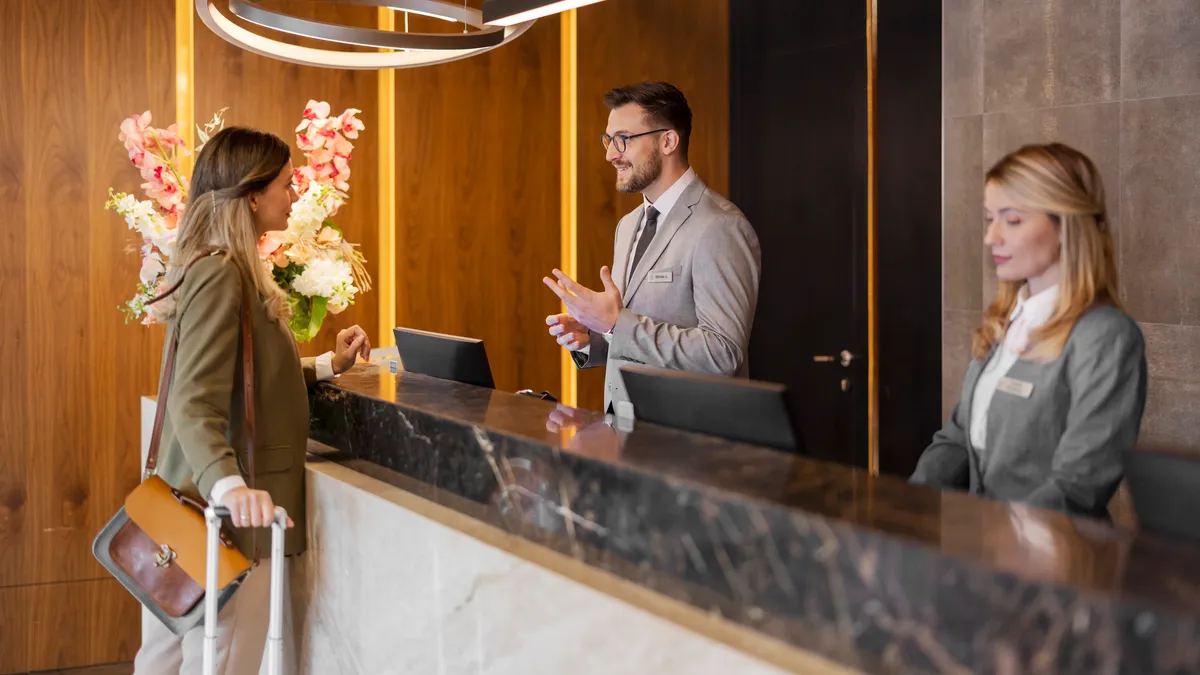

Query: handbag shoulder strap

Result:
[142,254,257,495]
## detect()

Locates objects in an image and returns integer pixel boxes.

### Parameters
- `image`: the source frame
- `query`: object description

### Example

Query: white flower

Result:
[113,195,173,255]
[118,193,139,213]
[287,191,327,236]
[329,278,358,309]
[292,257,354,299]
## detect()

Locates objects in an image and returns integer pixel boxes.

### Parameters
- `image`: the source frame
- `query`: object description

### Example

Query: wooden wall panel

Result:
[0,579,142,672]
[393,17,562,396]
[194,2,381,357]
[84,0,176,600]
[0,0,30,600]
[0,0,173,671]
[23,0,92,590]
[574,0,731,410]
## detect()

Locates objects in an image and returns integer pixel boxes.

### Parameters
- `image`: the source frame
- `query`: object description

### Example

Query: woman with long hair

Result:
[134,126,371,673]
[911,142,1147,519]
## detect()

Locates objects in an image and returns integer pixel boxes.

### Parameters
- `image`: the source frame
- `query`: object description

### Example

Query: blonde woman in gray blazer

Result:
[911,143,1147,519]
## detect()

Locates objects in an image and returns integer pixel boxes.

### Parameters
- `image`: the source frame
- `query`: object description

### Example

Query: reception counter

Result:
[303,363,1200,675]
[141,362,1200,674]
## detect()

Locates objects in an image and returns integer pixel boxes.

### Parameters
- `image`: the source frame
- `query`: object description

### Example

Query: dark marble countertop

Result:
[309,364,1200,675]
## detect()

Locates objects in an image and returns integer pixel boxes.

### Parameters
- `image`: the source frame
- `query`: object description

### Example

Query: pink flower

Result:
[156,123,187,149]
[330,155,350,192]
[337,108,364,139]
[317,226,341,245]
[143,171,185,214]
[302,100,331,122]
[138,153,164,183]
[120,112,153,166]
[120,111,152,149]
[293,165,317,193]
[139,257,165,285]
[330,134,353,159]
[297,130,320,152]
[257,231,291,267]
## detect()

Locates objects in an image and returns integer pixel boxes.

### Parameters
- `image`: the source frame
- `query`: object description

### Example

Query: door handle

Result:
[813,350,855,368]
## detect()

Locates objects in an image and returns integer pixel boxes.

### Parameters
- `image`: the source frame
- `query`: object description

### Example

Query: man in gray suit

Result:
[544,82,761,414]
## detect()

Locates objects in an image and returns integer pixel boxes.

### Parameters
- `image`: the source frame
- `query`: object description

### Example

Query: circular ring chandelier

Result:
[195,0,536,70]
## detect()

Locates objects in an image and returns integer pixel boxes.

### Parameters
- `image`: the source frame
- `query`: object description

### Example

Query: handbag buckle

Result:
[154,544,177,568]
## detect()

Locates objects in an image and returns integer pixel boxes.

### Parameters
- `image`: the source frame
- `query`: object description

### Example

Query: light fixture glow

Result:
[196,0,535,70]
[397,9,457,22]
[483,0,607,27]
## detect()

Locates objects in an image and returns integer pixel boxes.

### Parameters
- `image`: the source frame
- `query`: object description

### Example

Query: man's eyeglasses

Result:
[601,129,669,153]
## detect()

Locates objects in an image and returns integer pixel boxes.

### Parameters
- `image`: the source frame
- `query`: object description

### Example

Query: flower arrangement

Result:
[105,101,371,342]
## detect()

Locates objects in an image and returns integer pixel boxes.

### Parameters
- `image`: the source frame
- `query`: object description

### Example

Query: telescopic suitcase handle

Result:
[202,506,288,675]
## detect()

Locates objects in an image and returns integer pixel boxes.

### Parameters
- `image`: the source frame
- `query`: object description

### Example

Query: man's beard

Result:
[615,150,662,194]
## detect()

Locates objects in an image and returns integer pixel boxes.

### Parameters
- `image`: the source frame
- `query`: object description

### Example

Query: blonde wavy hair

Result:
[163,127,292,322]
[973,143,1121,361]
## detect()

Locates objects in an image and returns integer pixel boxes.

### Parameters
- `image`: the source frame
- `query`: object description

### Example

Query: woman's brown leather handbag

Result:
[93,255,258,635]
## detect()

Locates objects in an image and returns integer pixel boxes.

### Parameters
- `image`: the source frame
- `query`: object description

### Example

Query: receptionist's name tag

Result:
[647,270,673,283]
[997,377,1034,399]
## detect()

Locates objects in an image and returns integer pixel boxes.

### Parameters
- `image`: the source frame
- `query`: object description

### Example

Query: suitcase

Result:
[203,505,288,675]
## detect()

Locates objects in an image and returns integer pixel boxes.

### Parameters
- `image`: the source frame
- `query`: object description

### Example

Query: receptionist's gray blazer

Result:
[911,304,1147,519]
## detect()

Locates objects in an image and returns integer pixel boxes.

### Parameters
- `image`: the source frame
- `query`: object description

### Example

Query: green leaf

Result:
[322,219,343,234]
[288,294,328,343]
[272,261,303,286]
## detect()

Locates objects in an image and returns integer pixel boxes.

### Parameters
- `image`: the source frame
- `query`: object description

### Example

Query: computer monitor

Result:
[392,327,495,389]
[619,365,802,452]
[1123,447,1200,541]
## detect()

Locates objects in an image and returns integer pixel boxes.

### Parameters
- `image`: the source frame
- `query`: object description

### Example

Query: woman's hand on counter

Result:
[332,325,372,374]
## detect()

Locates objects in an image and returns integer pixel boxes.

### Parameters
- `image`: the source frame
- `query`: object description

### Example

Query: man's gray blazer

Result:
[573,177,761,412]
[910,305,1148,519]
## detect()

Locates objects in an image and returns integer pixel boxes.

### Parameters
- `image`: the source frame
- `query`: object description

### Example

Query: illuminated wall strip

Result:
[175,0,195,172]
[377,7,398,346]
[865,0,880,476]
[559,9,579,407]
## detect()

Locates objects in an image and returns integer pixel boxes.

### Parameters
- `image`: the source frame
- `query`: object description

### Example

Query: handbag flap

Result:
[125,475,250,588]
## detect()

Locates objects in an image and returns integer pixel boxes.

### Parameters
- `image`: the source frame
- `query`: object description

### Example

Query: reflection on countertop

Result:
[309,363,1200,675]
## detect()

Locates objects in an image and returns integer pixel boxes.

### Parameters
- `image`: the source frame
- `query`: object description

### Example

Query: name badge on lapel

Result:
[647,270,673,283]
[996,377,1034,399]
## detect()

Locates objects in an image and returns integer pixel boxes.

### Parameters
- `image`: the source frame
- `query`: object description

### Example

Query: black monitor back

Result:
[619,365,801,452]
[392,327,495,389]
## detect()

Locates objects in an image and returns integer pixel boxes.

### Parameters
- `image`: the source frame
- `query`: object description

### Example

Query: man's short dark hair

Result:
[604,82,692,158]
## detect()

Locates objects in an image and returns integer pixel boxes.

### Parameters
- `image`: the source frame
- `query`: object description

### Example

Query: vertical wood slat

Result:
[23,0,92,587]
[574,0,731,410]
[193,1,381,358]
[393,15,563,396]
[0,0,30,593]
[0,0,172,670]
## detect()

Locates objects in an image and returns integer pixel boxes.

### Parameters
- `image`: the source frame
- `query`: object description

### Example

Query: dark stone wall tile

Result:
[1122,0,1200,99]
[1119,94,1200,324]
[943,0,984,116]
[943,116,984,312]
[942,310,981,420]
[1139,322,1200,454]
[983,0,1120,112]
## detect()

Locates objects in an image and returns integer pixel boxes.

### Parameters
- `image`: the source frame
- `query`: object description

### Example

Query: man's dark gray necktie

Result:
[629,206,660,277]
